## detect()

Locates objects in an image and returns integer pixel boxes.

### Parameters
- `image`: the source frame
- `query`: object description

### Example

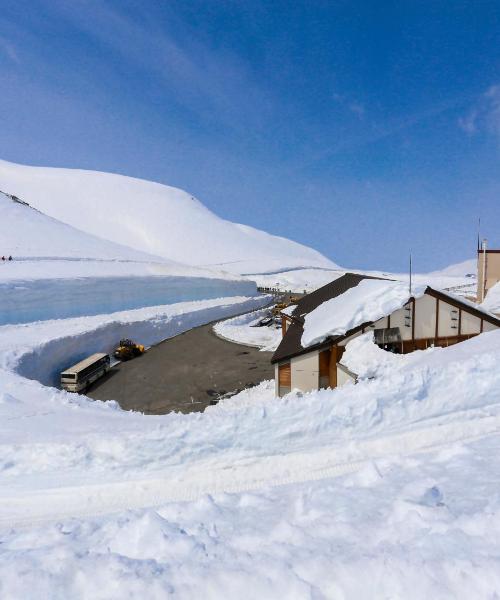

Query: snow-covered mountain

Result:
[0,159,337,275]
[0,190,162,262]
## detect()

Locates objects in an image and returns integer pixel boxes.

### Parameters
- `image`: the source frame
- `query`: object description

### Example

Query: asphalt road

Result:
[86,321,275,414]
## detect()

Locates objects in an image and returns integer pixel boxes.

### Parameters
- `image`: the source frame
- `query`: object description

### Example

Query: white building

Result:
[272,273,500,397]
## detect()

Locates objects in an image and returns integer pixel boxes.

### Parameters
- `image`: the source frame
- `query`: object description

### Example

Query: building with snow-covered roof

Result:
[478,245,500,303]
[482,281,500,317]
[272,273,500,397]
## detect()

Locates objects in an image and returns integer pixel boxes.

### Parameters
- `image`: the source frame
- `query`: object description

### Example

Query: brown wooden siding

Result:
[278,363,291,387]
[319,350,330,376]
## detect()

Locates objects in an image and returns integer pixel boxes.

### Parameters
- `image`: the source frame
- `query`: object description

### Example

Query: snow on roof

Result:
[301,279,427,348]
[481,282,500,315]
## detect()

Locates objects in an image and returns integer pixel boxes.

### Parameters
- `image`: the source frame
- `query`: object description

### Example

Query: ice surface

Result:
[302,279,427,347]
[3,329,500,597]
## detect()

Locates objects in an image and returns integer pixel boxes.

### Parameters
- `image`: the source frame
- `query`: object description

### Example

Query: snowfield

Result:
[0,190,160,262]
[0,159,337,275]
[249,262,478,297]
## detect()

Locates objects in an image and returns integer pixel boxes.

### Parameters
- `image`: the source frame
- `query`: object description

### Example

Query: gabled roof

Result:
[271,272,500,364]
[272,273,384,363]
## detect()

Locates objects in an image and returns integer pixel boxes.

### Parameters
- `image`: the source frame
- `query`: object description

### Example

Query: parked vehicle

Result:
[61,353,110,393]
[113,338,145,361]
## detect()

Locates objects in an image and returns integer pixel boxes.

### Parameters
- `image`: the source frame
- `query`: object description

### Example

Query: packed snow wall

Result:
[14,295,271,388]
[0,275,257,325]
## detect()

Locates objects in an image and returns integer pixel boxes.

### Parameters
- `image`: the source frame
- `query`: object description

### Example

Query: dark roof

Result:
[271,272,500,364]
[271,273,385,363]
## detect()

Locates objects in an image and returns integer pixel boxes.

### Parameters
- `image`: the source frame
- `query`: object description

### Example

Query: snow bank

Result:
[340,331,406,379]
[5,295,270,387]
[2,432,500,600]
[0,159,337,275]
[213,309,281,351]
[302,279,427,347]
[0,275,257,325]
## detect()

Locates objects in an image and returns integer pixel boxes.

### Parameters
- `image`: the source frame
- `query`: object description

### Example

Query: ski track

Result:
[2,411,499,531]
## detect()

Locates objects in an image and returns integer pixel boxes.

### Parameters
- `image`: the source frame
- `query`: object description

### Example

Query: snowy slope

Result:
[0,190,162,261]
[0,159,337,274]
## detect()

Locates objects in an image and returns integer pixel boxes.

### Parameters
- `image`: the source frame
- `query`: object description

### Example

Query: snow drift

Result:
[0,159,337,275]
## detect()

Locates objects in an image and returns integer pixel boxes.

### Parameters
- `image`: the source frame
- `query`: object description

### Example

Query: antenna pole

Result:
[477,217,481,252]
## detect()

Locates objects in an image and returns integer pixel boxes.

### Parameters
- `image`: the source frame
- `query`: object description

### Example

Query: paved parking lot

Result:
[87,320,274,414]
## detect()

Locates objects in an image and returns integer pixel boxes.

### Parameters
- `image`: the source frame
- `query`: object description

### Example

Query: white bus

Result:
[61,353,111,393]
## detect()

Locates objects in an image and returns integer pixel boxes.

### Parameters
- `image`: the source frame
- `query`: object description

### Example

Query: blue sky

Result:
[1,0,500,271]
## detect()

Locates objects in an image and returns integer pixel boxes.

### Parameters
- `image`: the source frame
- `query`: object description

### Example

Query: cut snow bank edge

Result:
[5,295,271,388]
[0,275,257,325]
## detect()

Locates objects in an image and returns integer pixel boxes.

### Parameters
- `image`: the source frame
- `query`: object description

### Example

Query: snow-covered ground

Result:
[2,433,500,599]
[3,312,500,597]
[213,308,282,351]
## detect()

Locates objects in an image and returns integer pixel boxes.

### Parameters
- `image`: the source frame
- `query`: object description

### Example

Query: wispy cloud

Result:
[459,84,500,137]
[333,92,365,119]
[348,101,365,118]
[0,35,20,64]
[45,1,273,137]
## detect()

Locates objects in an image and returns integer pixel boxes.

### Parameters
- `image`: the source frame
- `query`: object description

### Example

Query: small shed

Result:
[272,273,500,396]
